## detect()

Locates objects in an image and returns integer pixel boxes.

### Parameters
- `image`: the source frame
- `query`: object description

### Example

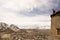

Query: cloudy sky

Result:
[0,0,60,29]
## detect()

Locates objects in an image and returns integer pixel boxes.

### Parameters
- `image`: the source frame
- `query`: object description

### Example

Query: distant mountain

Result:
[0,22,50,33]
[9,24,20,32]
[0,22,19,32]
[0,22,8,32]
[0,22,50,40]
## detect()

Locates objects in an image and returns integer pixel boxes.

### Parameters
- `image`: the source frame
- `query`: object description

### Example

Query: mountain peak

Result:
[0,22,8,31]
[9,24,20,32]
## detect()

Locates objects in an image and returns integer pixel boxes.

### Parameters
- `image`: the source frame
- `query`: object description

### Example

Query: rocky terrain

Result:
[0,22,50,40]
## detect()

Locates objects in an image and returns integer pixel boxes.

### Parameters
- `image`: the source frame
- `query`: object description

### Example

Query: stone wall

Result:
[51,14,60,40]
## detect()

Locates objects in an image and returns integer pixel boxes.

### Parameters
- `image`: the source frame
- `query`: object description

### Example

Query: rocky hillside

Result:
[0,22,50,40]
[0,22,20,32]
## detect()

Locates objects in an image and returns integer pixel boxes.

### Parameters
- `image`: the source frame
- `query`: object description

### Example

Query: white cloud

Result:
[0,0,53,29]
[0,13,50,26]
[0,0,54,13]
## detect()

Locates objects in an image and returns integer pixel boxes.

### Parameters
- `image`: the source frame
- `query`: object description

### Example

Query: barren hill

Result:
[0,22,50,40]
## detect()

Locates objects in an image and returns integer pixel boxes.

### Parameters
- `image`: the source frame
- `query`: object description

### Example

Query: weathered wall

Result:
[51,15,60,40]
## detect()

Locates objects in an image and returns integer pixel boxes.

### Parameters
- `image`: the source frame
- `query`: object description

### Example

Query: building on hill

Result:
[51,10,60,40]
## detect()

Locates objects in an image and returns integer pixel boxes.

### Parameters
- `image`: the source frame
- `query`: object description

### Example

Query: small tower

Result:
[51,10,60,40]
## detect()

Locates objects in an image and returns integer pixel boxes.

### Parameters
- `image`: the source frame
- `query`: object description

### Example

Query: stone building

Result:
[51,10,60,40]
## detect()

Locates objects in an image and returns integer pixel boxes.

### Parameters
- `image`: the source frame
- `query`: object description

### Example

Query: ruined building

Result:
[51,10,60,40]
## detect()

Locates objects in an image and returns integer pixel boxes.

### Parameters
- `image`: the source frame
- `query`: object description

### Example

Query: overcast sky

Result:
[0,0,60,29]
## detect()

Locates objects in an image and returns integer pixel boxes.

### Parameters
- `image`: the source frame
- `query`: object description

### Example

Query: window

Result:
[57,28,60,35]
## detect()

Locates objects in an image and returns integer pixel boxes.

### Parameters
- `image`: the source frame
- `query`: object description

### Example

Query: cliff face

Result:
[0,22,50,40]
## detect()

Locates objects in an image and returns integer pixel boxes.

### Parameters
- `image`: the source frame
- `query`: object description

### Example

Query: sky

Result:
[0,0,60,29]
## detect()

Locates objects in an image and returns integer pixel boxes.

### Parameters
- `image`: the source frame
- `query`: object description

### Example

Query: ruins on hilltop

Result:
[51,10,60,40]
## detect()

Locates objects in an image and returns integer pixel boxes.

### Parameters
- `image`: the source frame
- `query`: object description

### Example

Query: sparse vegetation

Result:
[0,22,50,40]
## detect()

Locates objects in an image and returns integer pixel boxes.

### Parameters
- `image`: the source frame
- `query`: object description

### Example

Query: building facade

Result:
[51,10,60,40]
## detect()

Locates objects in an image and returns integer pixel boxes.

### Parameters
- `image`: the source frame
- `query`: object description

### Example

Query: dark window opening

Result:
[57,28,60,35]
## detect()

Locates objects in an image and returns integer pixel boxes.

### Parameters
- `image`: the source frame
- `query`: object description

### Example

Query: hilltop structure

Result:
[51,10,60,40]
